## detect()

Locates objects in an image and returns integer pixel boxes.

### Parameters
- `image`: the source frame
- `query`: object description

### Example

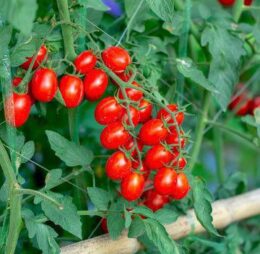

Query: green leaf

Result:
[124,208,132,228]
[46,130,93,167]
[128,216,145,238]
[81,0,109,11]
[192,177,219,236]
[155,208,179,224]
[254,108,260,137]
[0,181,8,202]
[133,206,154,218]
[143,218,179,254]
[176,58,216,93]
[22,209,59,254]
[87,187,111,210]
[44,169,63,190]
[39,191,82,239]
[20,141,35,163]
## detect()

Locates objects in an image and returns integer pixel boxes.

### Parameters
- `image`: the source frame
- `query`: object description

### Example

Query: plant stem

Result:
[189,91,211,170]
[233,0,244,22]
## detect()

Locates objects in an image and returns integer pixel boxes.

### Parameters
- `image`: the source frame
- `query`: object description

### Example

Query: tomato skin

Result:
[59,75,84,108]
[157,104,184,125]
[31,68,58,102]
[244,0,253,5]
[111,71,132,86]
[154,167,178,195]
[121,172,145,201]
[132,160,150,179]
[174,157,187,170]
[100,122,130,149]
[118,81,143,102]
[95,97,124,125]
[122,138,143,157]
[143,190,169,212]
[102,46,131,73]
[218,0,235,6]
[106,151,131,180]
[250,96,260,114]
[84,69,108,101]
[21,45,47,70]
[121,106,140,126]
[101,218,108,233]
[5,93,31,127]
[166,129,186,149]
[144,144,175,170]
[171,173,190,200]
[229,95,251,116]
[139,119,168,146]
[12,77,23,87]
[139,99,153,123]
[74,50,97,74]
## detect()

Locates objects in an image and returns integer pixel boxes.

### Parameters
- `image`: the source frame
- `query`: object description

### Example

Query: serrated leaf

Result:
[155,208,179,224]
[81,0,109,11]
[128,216,145,238]
[44,169,62,190]
[192,178,219,236]
[87,187,111,210]
[20,141,35,163]
[144,218,179,254]
[133,206,154,218]
[46,130,93,167]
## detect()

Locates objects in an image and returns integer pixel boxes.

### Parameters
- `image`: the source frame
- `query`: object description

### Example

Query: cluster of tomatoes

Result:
[228,84,260,116]
[218,0,253,6]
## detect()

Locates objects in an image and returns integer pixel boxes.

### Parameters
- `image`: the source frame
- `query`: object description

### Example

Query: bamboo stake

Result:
[61,188,260,254]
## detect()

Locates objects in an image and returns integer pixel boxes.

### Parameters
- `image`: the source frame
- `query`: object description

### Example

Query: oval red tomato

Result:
[121,106,140,126]
[106,151,131,180]
[171,173,190,200]
[157,104,184,125]
[118,81,143,102]
[139,99,153,123]
[111,71,132,86]
[166,129,186,149]
[84,69,108,101]
[244,0,253,5]
[132,160,150,179]
[218,0,235,6]
[100,122,130,149]
[121,172,145,201]
[174,157,187,170]
[12,77,23,87]
[143,190,169,212]
[74,50,97,74]
[122,138,143,156]
[101,218,108,233]
[31,68,58,102]
[59,75,84,108]
[250,96,260,114]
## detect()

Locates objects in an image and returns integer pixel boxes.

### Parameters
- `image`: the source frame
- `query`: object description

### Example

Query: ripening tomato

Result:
[100,122,130,149]
[5,93,31,127]
[145,144,176,170]
[84,69,108,101]
[174,157,187,170]
[218,0,235,6]
[166,129,186,149]
[95,97,124,125]
[250,96,260,114]
[121,106,140,126]
[132,160,150,179]
[122,138,143,157]
[101,218,108,233]
[139,119,168,146]
[102,46,131,73]
[143,189,169,212]
[139,99,153,123]
[171,173,190,200]
[244,0,253,5]
[118,81,143,102]
[12,77,23,87]
[106,151,131,180]
[154,167,178,195]
[157,104,184,125]
[121,172,145,201]
[59,75,84,108]
[74,50,97,74]
[31,68,58,102]
[21,45,47,70]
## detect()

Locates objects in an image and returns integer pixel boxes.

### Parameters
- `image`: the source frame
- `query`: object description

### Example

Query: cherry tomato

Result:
[5,93,31,127]
[244,0,253,5]
[118,81,143,102]
[144,144,175,170]
[139,119,168,146]
[74,50,97,74]
[101,218,108,233]
[122,138,143,157]
[95,97,124,125]
[31,68,58,102]
[59,75,84,108]
[100,122,130,149]
[106,151,131,180]
[229,95,251,116]
[166,129,186,149]
[111,71,132,86]
[157,104,184,125]
[12,77,23,87]
[171,173,190,200]
[21,45,47,70]
[218,0,235,6]
[84,69,108,101]
[121,172,145,201]
[121,106,140,126]
[154,167,177,195]
[250,96,260,114]
[143,190,169,212]
[102,46,131,73]
[174,157,187,170]
[138,99,153,123]
[132,160,150,179]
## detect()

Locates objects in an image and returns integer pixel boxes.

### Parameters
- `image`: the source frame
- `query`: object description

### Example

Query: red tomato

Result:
[84,69,108,101]
[118,81,143,102]
[74,50,97,74]
[59,75,84,108]
[102,46,131,73]
[139,119,168,146]
[166,129,186,149]
[121,106,140,126]
[174,157,187,170]
[21,45,47,70]
[229,94,251,116]
[250,96,260,114]
[143,190,169,212]
[154,167,178,195]
[121,172,145,201]
[218,0,235,6]
[106,151,131,180]
[101,218,108,233]
[12,77,23,87]
[100,122,130,149]
[139,99,153,123]
[31,68,58,102]
[132,160,150,179]
[5,93,31,127]
[171,173,190,200]
[111,71,132,86]
[95,97,124,125]
[144,144,175,170]
[122,138,143,157]
[244,0,253,5]
[157,104,184,125]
